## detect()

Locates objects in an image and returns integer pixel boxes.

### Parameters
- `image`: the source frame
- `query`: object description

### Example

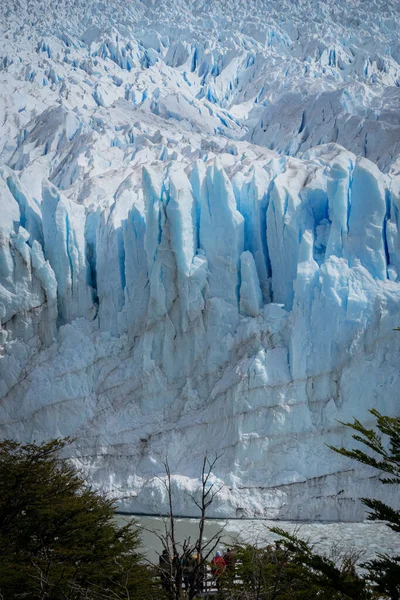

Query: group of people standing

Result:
[159,547,237,594]
[210,548,236,583]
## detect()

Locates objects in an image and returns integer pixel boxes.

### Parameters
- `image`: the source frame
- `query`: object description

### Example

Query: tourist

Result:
[159,548,171,592]
[183,553,196,591]
[223,547,236,580]
[211,551,226,588]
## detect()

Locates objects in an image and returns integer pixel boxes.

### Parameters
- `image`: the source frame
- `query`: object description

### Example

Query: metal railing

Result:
[182,565,240,596]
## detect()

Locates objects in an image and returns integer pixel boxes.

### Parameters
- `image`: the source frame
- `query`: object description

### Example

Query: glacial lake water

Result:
[115,515,400,566]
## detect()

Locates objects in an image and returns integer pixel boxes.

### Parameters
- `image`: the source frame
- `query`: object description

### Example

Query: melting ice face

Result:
[0,0,399,519]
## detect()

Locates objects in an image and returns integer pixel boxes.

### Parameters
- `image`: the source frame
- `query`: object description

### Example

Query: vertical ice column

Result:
[96,193,132,335]
[0,175,57,348]
[290,230,319,380]
[120,204,149,339]
[7,229,57,344]
[386,178,400,282]
[41,181,94,324]
[0,177,21,328]
[166,164,198,331]
[239,166,271,303]
[187,160,210,327]
[344,158,387,280]
[325,153,352,259]
[199,161,244,308]
[190,159,206,211]
[30,240,58,344]
[142,163,201,330]
[142,163,200,377]
[267,166,303,309]
[143,164,172,325]
[239,250,263,317]
[1,167,43,247]
[166,165,197,278]
[0,227,58,397]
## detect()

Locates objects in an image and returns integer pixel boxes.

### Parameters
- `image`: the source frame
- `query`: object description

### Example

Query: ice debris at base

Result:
[0,0,400,520]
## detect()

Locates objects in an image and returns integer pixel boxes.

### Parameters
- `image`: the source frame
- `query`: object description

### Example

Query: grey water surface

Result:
[115,515,400,566]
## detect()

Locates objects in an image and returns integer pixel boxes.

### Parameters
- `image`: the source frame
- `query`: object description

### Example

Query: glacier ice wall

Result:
[1,144,400,519]
[0,0,400,519]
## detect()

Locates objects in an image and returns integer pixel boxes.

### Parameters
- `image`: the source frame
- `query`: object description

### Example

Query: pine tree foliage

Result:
[269,528,373,600]
[0,438,157,600]
[328,409,400,487]
[329,409,400,600]
[218,532,373,600]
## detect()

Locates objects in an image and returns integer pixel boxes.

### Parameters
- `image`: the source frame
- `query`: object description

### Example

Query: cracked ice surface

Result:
[0,0,400,519]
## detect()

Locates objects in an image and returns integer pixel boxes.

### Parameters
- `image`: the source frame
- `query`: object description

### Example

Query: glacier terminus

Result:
[0,0,400,520]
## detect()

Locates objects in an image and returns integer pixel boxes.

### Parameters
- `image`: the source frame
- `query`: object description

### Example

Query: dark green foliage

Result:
[363,554,400,600]
[218,541,318,600]
[329,409,400,600]
[269,529,373,600]
[0,438,157,599]
[328,409,400,487]
[218,533,373,600]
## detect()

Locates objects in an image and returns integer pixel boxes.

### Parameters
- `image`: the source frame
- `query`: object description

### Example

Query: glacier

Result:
[0,0,400,520]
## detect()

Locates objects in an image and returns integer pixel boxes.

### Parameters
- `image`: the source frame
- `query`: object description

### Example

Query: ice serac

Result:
[240,251,263,318]
[119,204,149,340]
[0,0,400,521]
[166,164,197,330]
[238,166,272,303]
[143,165,168,325]
[346,159,387,280]
[200,161,244,308]
[267,162,309,309]
[41,182,94,324]
[386,177,400,282]
[0,169,57,350]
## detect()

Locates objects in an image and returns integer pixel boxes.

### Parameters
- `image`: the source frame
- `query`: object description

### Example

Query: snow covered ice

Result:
[0,0,400,519]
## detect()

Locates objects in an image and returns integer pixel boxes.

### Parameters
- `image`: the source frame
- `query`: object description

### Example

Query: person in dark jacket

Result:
[183,554,196,591]
[223,548,236,580]
[159,548,171,592]
[195,555,206,593]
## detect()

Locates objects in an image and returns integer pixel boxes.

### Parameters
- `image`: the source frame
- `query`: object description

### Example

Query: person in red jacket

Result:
[210,551,226,588]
